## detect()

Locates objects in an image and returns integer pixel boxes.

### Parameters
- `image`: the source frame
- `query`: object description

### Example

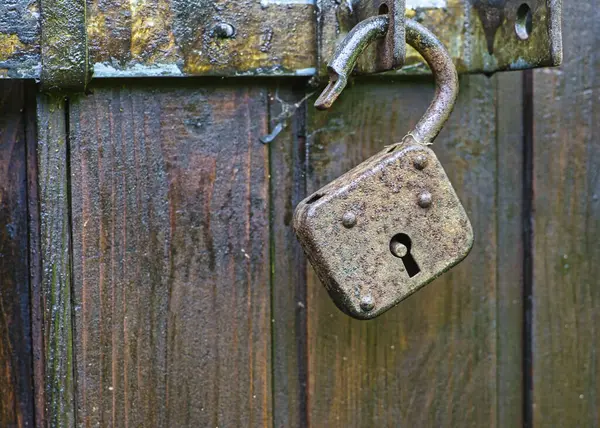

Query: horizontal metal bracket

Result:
[325,0,562,75]
[0,0,561,87]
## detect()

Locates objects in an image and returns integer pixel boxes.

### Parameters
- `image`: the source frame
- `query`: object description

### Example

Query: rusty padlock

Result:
[293,16,473,319]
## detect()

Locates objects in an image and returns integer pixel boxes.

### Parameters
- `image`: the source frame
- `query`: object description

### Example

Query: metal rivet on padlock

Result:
[294,16,473,319]
[342,211,357,228]
[413,154,428,170]
[418,191,433,208]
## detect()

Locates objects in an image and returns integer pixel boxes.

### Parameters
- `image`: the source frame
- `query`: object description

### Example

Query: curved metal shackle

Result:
[314,16,459,145]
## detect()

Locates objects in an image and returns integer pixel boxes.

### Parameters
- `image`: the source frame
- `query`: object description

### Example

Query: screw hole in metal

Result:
[515,3,533,40]
[212,22,236,39]
[378,3,389,15]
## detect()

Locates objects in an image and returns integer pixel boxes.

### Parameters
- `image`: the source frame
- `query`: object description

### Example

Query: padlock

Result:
[293,16,473,319]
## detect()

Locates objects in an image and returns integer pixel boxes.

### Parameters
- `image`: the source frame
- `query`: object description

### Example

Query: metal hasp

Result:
[0,0,562,82]
[294,17,472,319]
[319,0,562,75]
[40,0,89,91]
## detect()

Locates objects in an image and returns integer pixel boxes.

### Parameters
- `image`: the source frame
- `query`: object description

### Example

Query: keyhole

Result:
[390,233,421,278]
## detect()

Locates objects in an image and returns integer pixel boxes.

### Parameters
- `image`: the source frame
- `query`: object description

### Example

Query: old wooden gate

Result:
[0,0,597,426]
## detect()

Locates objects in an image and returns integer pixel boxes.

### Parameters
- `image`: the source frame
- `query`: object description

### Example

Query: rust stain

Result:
[89,0,316,76]
[130,0,180,62]
[0,0,560,79]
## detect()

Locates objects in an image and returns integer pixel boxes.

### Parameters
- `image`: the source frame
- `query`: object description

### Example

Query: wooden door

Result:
[0,3,598,427]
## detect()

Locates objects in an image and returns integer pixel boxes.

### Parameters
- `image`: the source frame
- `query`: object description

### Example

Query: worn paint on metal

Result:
[88,0,316,76]
[0,0,561,80]
[0,0,39,79]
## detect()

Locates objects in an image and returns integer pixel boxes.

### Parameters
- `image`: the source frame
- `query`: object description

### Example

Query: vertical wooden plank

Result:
[69,81,272,427]
[495,72,524,428]
[305,75,523,426]
[36,95,76,427]
[25,83,46,428]
[268,85,309,428]
[532,0,600,424]
[70,86,168,427]
[0,81,34,427]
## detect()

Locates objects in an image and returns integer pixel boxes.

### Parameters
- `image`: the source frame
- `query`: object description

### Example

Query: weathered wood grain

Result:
[495,71,524,428]
[531,0,600,425]
[69,81,272,427]
[268,85,309,428]
[36,95,76,427]
[25,83,45,428]
[304,75,523,427]
[0,81,34,427]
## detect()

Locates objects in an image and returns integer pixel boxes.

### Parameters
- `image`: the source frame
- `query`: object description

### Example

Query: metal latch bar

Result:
[0,0,561,88]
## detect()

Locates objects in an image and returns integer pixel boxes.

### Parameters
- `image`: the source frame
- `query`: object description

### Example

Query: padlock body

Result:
[293,141,473,319]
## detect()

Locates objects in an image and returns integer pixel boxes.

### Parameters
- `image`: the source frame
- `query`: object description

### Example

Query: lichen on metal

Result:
[0,0,39,79]
[40,0,89,90]
[87,0,317,77]
[0,0,562,80]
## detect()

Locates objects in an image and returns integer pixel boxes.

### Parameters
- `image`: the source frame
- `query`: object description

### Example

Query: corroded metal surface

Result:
[0,0,560,80]
[40,0,89,90]
[89,0,317,77]
[347,0,406,73]
[314,16,388,110]
[293,144,473,319]
[319,0,562,75]
[296,17,471,319]
[0,0,39,79]
[316,17,459,145]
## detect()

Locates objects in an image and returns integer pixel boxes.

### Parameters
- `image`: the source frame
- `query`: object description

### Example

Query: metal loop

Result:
[314,16,459,145]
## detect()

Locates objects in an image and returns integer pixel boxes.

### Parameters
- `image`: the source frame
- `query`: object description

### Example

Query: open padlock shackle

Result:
[315,16,458,146]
